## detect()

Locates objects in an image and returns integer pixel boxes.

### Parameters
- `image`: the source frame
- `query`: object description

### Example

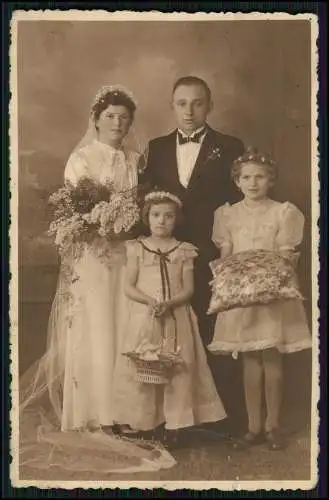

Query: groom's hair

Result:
[172,76,212,101]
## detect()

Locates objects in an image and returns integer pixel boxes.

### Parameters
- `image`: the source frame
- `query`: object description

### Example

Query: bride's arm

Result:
[124,255,157,307]
[64,151,89,185]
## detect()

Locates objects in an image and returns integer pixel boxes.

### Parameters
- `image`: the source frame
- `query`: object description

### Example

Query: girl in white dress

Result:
[207,148,312,450]
[111,191,227,445]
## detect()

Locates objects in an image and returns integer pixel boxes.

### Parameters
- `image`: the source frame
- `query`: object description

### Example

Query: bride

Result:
[59,85,141,432]
[19,85,175,474]
[51,84,140,432]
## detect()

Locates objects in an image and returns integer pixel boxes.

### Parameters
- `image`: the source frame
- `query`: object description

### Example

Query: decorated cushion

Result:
[207,249,304,314]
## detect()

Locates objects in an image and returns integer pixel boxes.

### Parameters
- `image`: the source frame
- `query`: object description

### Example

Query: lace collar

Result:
[92,138,126,155]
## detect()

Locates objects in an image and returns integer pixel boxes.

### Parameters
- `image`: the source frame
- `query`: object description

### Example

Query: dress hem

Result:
[115,403,227,432]
[207,338,312,355]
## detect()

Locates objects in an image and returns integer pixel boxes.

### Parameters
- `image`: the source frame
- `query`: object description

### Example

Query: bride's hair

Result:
[91,89,137,122]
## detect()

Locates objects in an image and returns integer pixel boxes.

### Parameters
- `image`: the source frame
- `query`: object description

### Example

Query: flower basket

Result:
[124,348,183,385]
[134,358,169,385]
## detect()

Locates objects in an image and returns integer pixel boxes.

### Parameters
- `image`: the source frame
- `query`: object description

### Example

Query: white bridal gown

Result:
[53,138,140,431]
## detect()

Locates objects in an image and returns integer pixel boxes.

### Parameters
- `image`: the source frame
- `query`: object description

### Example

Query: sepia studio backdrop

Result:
[17,19,313,429]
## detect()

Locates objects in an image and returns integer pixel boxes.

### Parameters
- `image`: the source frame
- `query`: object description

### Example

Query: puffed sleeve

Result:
[212,203,232,249]
[276,202,305,250]
[64,150,89,186]
[125,239,143,260]
[179,242,199,271]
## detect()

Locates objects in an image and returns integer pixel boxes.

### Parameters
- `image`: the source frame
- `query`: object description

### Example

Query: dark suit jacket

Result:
[139,125,245,262]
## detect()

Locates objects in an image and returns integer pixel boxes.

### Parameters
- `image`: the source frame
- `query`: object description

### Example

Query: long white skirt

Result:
[61,243,127,430]
[50,242,129,430]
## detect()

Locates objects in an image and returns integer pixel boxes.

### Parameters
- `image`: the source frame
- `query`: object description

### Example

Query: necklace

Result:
[145,237,178,253]
[241,198,273,214]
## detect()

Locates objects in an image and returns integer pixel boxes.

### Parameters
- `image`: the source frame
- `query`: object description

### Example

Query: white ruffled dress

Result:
[207,199,312,355]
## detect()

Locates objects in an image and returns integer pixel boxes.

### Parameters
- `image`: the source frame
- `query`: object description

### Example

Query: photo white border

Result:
[9,9,320,491]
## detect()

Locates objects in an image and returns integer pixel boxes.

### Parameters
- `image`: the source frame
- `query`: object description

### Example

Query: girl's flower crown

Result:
[234,146,276,167]
[91,84,138,109]
[145,191,183,208]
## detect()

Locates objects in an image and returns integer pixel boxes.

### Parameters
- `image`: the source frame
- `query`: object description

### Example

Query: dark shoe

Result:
[112,424,139,437]
[232,432,265,450]
[186,424,232,443]
[266,429,285,451]
[201,419,231,437]
[115,423,165,441]
[111,424,123,435]
[101,425,116,435]
[141,428,160,441]
[163,430,181,450]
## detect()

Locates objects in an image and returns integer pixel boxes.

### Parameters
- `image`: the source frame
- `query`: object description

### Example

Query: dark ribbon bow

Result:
[140,241,182,350]
[178,128,206,145]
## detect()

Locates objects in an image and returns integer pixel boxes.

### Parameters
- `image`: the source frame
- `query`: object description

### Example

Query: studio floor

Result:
[16,302,314,485]
[19,426,311,483]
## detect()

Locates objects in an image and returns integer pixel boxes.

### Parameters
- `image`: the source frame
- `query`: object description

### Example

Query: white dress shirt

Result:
[176,126,207,188]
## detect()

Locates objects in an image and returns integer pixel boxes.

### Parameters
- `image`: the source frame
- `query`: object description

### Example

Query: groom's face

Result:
[171,84,212,135]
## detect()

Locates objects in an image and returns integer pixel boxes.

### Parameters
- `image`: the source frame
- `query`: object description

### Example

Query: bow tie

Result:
[178,128,206,145]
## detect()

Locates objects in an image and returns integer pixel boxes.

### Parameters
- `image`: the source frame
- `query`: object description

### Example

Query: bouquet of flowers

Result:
[207,249,304,314]
[47,177,140,256]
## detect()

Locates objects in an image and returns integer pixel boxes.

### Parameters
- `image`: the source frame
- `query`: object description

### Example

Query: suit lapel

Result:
[187,127,217,191]
[165,130,186,191]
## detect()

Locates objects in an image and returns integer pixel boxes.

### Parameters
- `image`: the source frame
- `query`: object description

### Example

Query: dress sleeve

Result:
[125,239,142,260]
[178,242,199,271]
[276,202,305,250]
[212,203,232,249]
[64,150,89,186]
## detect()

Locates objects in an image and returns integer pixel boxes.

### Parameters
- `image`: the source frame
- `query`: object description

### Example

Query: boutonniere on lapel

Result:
[137,146,149,175]
[206,147,222,162]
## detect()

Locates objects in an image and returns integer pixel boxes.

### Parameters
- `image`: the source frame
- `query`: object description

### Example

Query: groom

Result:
[139,76,245,434]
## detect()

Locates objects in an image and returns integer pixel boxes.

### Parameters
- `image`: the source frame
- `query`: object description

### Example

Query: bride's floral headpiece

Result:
[91,84,138,109]
[145,191,183,208]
